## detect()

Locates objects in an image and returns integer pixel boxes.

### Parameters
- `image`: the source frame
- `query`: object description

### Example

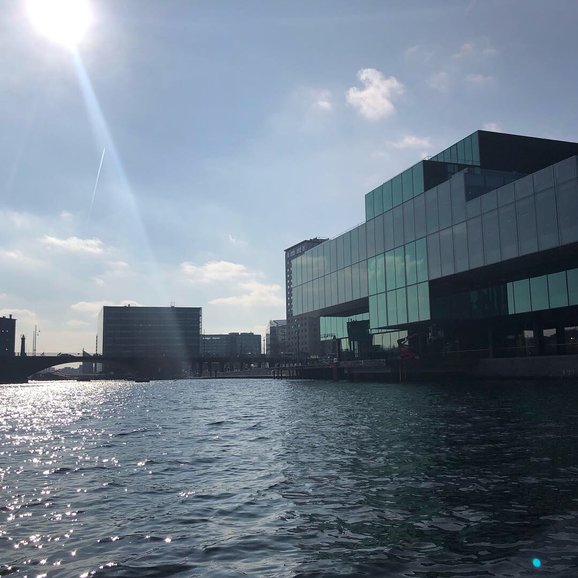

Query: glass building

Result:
[289,130,578,359]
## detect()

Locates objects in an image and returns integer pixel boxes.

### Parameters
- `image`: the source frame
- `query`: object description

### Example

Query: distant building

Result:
[0,315,16,357]
[266,319,287,356]
[98,305,202,360]
[202,332,261,357]
[285,239,327,356]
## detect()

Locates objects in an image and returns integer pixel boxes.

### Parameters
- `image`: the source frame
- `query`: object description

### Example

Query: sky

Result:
[1,0,578,354]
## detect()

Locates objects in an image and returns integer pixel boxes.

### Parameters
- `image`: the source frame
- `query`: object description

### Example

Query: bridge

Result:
[0,352,299,384]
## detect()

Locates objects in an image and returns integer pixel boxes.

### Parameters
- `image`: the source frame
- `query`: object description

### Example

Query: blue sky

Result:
[1,0,577,353]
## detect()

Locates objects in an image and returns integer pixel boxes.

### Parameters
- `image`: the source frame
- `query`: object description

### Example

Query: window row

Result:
[320,313,369,341]
[293,263,369,316]
[430,133,481,167]
[507,269,578,314]
[368,239,428,295]
[369,282,430,330]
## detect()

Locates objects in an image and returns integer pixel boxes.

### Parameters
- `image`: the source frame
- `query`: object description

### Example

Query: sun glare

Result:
[27,0,92,48]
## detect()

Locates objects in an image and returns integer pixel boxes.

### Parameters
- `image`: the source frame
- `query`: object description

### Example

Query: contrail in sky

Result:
[88,147,106,221]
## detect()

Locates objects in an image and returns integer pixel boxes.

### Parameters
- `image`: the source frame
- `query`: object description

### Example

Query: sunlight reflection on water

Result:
[1,378,578,577]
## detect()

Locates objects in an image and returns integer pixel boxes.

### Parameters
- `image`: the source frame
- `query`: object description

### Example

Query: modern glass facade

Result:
[288,130,578,358]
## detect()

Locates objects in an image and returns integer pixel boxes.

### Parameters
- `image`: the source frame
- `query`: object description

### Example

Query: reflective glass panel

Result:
[377,292,387,328]
[403,200,415,243]
[418,282,430,320]
[365,191,374,220]
[384,210,394,251]
[414,194,426,239]
[516,196,538,255]
[376,253,386,294]
[427,233,442,279]
[513,279,531,313]
[402,169,413,202]
[336,235,344,270]
[407,284,419,323]
[557,180,578,245]
[507,282,515,314]
[451,177,466,223]
[438,182,452,229]
[548,271,568,309]
[416,238,428,282]
[366,218,376,258]
[358,225,367,261]
[375,214,385,254]
[498,203,518,260]
[385,250,396,290]
[535,188,558,250]
[369,295,379,329]
[482,210,500,264]
[337,269,345,304]
[425,188,439,234]
[394,247,406,287]
[412,164,424,196]
[383,180,393,211]
[530,275,549,311]
[439,227,455,276]
[344,266,353,302]
[453,222,468,272]
[343,232,352,267]
[351,229,359,264]
[393,206,404,247]
[387,290,398,325]
[359,260,368,297]
[368,256,377,295]
[467,216,484,269]
[405,242,417,285]
[396,288,408,324]
[392,175,402,207]
[568,269,578,306]
[374,185,384,216]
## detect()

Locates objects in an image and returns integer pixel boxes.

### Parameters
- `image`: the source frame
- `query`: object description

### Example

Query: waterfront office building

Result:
[289,130,578,359]
[202,332,262,357]
[98,306,202,360]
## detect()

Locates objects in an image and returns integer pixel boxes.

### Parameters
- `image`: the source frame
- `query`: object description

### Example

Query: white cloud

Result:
[483,122,501,132]
[42,235,105,255]
[429,71,450,93]
[388,135,432,149]
[228,234,247,247]
[0,308,37,323]
[452,42,475,60]
[71,300,141,317]
[312,89,333,111]
[181,260,250,283]
[209,281,284,307]
[346,68,404,121]
[466,73,493,86]
[66,319,90,328]
[60,210,73,219]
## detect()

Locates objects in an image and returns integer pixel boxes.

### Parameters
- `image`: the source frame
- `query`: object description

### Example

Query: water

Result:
[1,378,578,577]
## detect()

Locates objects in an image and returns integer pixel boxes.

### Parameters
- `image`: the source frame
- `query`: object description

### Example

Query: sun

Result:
[26,0,92,48]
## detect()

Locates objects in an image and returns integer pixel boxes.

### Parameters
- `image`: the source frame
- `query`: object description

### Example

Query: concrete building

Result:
[98,305,202,360]
[289,130,578,360]
[0,315,16,357]
[202,332,261,357]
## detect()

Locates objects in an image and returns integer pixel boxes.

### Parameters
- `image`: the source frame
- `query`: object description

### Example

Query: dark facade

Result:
[0,315,16,357]
[289,130,578,359]
[202,332,261,357]
[266,319,287,356]
[98,306,202,360]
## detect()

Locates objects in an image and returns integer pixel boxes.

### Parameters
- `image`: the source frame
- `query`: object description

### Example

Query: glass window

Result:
[533,166,554,192]
[498,203,518,261]
[418,282,430,320]
[330,271,338,306]
[359,260,368,297]
[351,262,361,301]
[376,253,386,294]
[374,213,385,254]
[425,188,439,234]
[515,175,534,200]
[407,284,419,323]
[343,266,353,302]
[438,182,452,229]
[457,139,466,163]
[358,224,367,262]
[403,200,415,243]
[568,269,578,306]
[530,275,549,311]
[385,250,396,290]
[405,242,417,285]
[427,233,442,279]
[343,232,352,267]
[394,246,406,287]
[555,157,578,183]
[387,290,398,325]
[453,222,468,273]
[351,228,359,264]
[556,180,578,245]
[471,133,480,165]
[384,210,394,251]
[498,182,515,206]
[548,271,568,309]
[535,188,558,250]
[377,292,387,328]
[366,218,376,258]
[396,288,408,324]
[414,194,426,239]
[439,227,455,276]
[482,210,500,264]
[466,196,481,219]
[383,180,393,212]
[393,206,404,247]
[369,294,379,329]
[365,191,374,220]
[402,169,413,202]
[513,279,531,313]
[464,135,474,165]
[481,189,498,213]
[325,274,332,307]
[368,256,377,295]
[336,235,344,269]
[330,239,338,271]
[416,238,428,282]
[516,196,538,255]
[374,185,384,216]
[412,164,424,196]
[507,282,515,314]
[392,175,403,207]
[337,269,345,304]
[451,178,466,223]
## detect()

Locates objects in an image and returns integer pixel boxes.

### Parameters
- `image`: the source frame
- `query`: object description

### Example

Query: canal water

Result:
[1,378,578,577]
